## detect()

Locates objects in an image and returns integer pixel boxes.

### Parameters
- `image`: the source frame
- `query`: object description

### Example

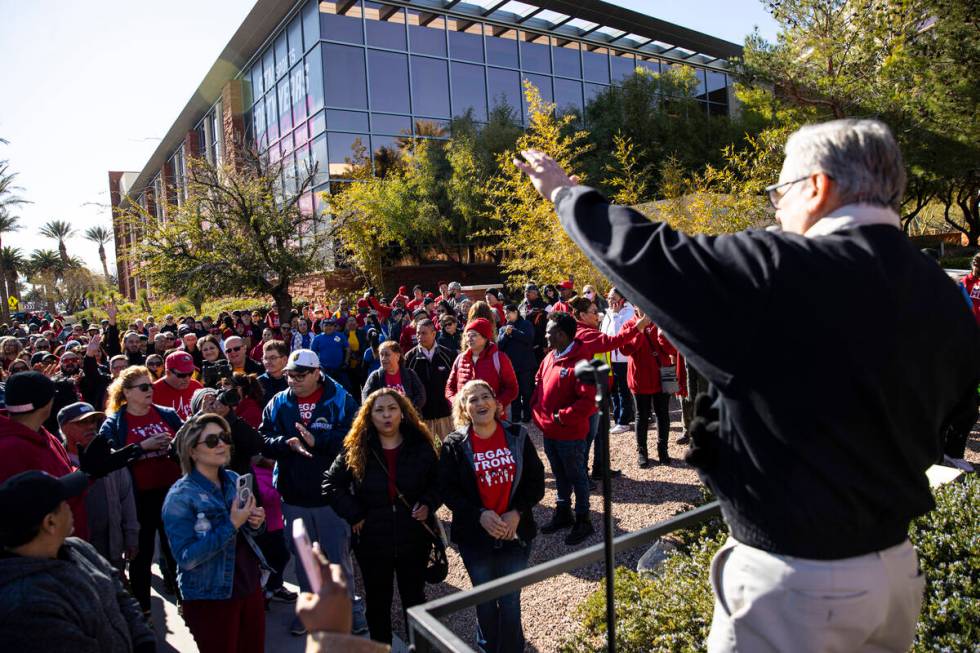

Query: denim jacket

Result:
[162,467,269,600]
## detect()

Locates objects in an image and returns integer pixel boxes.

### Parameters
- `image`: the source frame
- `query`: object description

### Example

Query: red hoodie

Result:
[962,274,980,325]
[446,342,519,410]
[574,321,638,358]
[0,415,89,540]
[531,340,596,440]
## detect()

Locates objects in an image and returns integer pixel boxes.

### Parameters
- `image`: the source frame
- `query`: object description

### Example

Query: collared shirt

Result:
[555,342,575,359]
[418,343,437,361]
[805,203,900,238]
[600,302,635,363]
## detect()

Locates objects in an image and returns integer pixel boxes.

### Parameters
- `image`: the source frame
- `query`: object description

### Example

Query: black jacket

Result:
[403,345,455,420]
[361,366,427,413]
[496,318,536,373]
[80,354,112,409]
[322,429,441,557]
[257,372,288,408]
[438,422,545,547]
[227,414,264,477]
[557,186,980,559]
[436,329,461,359]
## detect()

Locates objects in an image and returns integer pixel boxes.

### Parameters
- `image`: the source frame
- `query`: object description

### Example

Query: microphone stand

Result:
[574,358,615,653]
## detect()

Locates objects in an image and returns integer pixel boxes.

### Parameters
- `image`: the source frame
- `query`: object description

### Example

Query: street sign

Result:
[7,296,17,310]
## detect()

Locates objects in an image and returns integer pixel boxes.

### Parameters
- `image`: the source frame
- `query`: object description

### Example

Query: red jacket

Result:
[618,317,676,395]
[531,340,596,440]
[575,322,638,358]
[962,274,980,325]
[445,342,519,410]
[0,415,89,540]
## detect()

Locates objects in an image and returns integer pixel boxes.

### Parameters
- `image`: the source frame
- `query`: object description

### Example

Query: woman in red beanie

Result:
[445,318,519,414]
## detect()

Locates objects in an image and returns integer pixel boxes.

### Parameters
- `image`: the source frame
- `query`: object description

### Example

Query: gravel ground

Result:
[383,408,980,653]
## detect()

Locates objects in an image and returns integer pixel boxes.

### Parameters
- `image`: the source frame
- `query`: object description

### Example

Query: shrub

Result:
[562,475,978,653]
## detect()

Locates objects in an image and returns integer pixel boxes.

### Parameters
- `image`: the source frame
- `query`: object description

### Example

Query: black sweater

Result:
[404,345,455,420]
[556,186,980,559]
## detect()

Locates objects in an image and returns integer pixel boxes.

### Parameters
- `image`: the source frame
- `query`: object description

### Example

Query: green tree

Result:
[39,219,75,268]
[83,225,113,282]
[126,147,326,316]
[603,132,652,206]
[0,247,24,304]
[26,249,61,313]
[485,80,607,289]
[0,212,21,321]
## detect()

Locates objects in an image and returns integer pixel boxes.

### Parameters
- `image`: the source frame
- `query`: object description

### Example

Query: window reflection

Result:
[553,40,581,78]
[365,2,406,50]
[610,50,635,82]
[288,15,303,66]
[451,61,487,121]
[448,19,483,63]
[637,55,660,76]
[320,0,364,44]
[327,132,369,177]
[554,77,583,117]
[275,34,289,80]
[263,49,276,93]
[485,27,518,68]
[520,32,551,74]
[305,44,324,114]
[265,91,279,142]
[408,11,446,56]
[291,63,307,124]
[323,44,367,109]
[522,73,552,122]
[371,113,413,135]
[411,56,450,118]
[706,71,727,103]
[487,67,521,117]
[278,77,293,133]
[309,109,326,136]
[583,47,609,83]
[368,50,410,113]
[310,133,328,184]
[302,0,319,51]
[327,109,369,131]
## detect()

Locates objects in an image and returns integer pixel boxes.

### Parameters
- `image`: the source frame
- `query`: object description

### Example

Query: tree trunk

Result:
[98,244,110,281]
[0,234,7,323]
[59,241,69,267]
[272,286,293,320]
[7,271,19,300]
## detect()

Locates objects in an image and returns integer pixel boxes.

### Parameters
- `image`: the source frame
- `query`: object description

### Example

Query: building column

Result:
[221,79,247,169]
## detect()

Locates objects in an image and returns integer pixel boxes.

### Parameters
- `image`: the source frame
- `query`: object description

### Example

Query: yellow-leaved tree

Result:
[485,80,608,290]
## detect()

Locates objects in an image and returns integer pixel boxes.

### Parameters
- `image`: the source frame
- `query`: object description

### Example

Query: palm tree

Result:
[39,219,75,267]
[83,225,113,281]
[27,249,61,313]
[0,211,20,321]
[0,246,23,315]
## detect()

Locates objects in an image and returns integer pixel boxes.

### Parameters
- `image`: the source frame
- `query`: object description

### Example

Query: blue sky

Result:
[0,0,778,272]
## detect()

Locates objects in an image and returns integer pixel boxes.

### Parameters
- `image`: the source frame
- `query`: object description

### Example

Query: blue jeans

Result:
[584,412,605,475]
[542,438,590,516]
[610,361,634,425]
[282,502,366,631]
[458,539,533,653]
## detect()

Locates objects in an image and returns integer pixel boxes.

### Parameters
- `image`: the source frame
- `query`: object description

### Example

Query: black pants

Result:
[610,362,634,425]
[133,486,178,611]
[634,393,671,459]
[510,367,535,422]
[355,545,429,644]
[254,528,291,592]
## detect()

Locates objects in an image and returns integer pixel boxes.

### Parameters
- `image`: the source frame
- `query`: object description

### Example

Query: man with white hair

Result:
[515,119,979,652]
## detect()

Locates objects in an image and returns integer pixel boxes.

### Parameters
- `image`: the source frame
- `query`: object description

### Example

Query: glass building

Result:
[110,0,740,299]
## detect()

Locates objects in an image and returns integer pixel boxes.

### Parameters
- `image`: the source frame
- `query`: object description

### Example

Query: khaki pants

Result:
[707,537,925,653]
[425,416,454,441]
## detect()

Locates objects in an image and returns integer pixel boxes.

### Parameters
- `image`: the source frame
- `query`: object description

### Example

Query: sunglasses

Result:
[286,371,310,380]
[127,383,153,392]
[195,431,232,448]
[171,371,193,379]
[225,346,243,353]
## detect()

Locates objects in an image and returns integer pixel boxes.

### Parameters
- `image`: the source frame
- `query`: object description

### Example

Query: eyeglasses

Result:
[147,363,161,369]
[226,346,243,353]
[262,355,282,363]
[195,431,232,448]
[126,383,153,392]
[286,370,310,380]
[764,174,829,209]
[172,371,193,378]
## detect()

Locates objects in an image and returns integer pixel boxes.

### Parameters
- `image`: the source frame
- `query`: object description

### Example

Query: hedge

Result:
[562,474,979,653]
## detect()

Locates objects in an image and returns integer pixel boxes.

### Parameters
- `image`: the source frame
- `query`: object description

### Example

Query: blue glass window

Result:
[288,15,303,66]
[411,56,450,118]
[251,62,264,99]
[707,71,727,104]
[265,91,279,142]
[310,133,328,184]
[327,132,369,177]
[520,33,551,74]
[365,2,406,50]
[610,51,635,82]
[305,44,324,114]
[327,109,369,131]
[320,0,364,44]
[371,113,413,135]
[487,67,521,116]
[583,49,609,84]
[323,44,367,109]
[637,56,659,76]
[554,77,583,117]
[278,77,293,133]
[368,49,410,113]
[449,20,483,63]
[486,28,518,68]
[553,41,581,78]
[291,63,307,123]
[409,12,446,57]
[275,34,289,80]
[309,109,326,136]
[522,73,552,121]
[263,48,276,92]
[253,96,267,147]
[451,61,487,121]
[585,83,607,106]
[302,0,319,51]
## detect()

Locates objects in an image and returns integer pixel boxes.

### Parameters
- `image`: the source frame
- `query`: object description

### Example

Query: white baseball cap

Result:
[285,349,320,371]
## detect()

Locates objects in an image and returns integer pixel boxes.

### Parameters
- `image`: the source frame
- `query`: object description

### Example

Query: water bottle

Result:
[194,512,211,539]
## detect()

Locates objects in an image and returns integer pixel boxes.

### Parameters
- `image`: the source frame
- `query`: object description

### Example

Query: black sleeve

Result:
[556,185,777,389]
[406,368,427,412]
[321,451,365,525]
[232,418,264,462]
[438,441,483,531]
[105,324,121,357]
[511,435,545,513]
[418,446,441,512]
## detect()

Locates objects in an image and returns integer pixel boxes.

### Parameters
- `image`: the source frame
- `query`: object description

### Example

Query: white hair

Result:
[784,119,906,211]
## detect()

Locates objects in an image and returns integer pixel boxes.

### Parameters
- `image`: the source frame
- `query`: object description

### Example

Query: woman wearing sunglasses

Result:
[100,365,185,616]
[163,413,269,653]
[145,354,164,381]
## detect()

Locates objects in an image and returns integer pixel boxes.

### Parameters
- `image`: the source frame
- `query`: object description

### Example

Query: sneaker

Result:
[676,434,691,445]
[638,452,649,468]
[590,469,622,480]
[609,424,630,434]
[269,587,298,603]
[290,616,307,637]
[564,514,595,546]
[540,505,575,534]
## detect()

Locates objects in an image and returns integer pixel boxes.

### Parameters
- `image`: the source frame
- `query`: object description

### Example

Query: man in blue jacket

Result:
[497,304,537,423]
[259,348,365,636]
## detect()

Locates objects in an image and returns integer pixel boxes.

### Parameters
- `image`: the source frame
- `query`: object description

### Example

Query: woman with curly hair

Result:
[322,387,441,644]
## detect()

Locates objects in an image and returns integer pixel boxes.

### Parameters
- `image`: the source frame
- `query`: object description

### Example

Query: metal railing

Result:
[407,500,722,653]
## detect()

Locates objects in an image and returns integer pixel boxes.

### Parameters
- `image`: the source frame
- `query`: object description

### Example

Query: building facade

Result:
[110,0,740,300]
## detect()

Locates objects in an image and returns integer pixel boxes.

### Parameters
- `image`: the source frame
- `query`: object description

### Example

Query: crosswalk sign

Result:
[7,296,17,310]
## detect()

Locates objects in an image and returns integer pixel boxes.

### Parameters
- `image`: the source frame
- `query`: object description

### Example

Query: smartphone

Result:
[292,520,322,593]
[236,473,253,509]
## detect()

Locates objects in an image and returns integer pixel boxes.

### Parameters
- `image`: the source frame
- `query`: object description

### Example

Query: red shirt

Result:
[152,377,203,420]
[382,444,401,502]
[384,371,405,395]
[296,387,324,425]
[125,407,180,491]
[470,424,516,515]
[962,274,980,325]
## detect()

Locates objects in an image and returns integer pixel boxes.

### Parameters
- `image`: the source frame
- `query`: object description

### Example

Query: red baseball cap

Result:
[557,280,574,290]
[165,351,195,374]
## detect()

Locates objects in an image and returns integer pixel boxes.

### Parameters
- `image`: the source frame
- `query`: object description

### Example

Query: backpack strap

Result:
[492,350,500,375]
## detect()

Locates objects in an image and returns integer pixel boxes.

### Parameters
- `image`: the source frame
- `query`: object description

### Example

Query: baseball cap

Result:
[558,280,574,290]
[165,351,196,374]
[57,402,106,428]
[5,371,56,414]
[525,283,538,292]
[285,349,320,371]
[64,340,82,351]
[0,470,88,548]
[177,324,193,337]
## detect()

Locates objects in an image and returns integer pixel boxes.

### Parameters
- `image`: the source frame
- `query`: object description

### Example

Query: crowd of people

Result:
[0,118,977,653]
[0,272,699,653]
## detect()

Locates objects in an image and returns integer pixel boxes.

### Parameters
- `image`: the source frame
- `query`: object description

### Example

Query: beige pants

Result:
[707,537,925,653]
[424,416,455,441]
